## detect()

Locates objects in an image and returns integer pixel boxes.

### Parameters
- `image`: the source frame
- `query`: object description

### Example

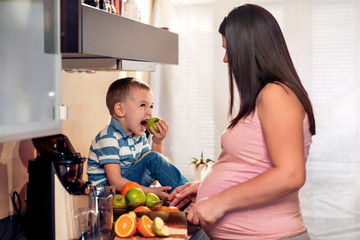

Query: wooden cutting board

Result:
[114,224,187,239]
[114,211,188,240]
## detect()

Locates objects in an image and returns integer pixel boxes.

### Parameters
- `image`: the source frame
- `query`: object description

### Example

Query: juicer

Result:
[26,134,92,239]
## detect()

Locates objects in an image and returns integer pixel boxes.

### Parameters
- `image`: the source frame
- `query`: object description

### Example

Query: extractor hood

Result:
[61,0,178,71]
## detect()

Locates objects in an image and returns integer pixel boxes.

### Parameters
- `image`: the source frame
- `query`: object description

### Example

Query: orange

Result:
[153,205,169,211]
[137,215,155,237]
[133,206,151,212]
[121,181,141,196]
[114,213,137,238]
[164,206,180,212]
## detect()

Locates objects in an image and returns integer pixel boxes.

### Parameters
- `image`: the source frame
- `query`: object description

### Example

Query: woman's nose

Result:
[223,53,228,63]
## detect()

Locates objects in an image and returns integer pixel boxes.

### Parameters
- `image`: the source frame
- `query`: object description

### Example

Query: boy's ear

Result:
[114,102,125,117]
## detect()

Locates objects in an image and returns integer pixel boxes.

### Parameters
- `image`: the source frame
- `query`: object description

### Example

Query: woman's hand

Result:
[168,181,200,211]
[187,195,225,226]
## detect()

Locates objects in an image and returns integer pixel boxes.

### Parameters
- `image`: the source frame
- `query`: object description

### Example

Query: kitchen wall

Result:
[0,71,150,220]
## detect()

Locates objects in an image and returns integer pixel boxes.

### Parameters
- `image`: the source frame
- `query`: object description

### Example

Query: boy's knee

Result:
[144,152,168,163]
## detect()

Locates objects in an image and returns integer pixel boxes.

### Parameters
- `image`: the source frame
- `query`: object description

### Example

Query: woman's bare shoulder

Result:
[258,82,304,115]
[260,82,292,98]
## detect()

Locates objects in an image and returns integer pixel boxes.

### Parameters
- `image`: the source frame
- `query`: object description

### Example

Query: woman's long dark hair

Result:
[219,4,315,135]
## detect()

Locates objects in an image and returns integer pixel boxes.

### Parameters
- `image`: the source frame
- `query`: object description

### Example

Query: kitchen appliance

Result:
[26,134,93,239]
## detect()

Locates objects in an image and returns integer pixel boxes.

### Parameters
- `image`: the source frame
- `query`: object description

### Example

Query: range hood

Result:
[61,0,178,71]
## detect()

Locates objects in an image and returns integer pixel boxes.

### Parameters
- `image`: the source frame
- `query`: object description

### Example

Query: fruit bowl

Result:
[146,199,163,210]
[126,202,146,211]
[125,199,163,211]
[113,203,127,220]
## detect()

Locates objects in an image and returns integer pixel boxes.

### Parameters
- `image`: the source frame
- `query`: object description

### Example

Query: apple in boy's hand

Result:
[147,117,161,133]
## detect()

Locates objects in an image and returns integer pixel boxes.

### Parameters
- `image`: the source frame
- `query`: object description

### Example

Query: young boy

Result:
[87,77,188,199]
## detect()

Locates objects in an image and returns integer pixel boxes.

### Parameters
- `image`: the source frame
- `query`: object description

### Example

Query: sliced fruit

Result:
[137,215,155,237]
[120,181,142,196]
[133,206,151,212]
[128,211,137,220]
[114,213,137,238]
[152,217,170,237]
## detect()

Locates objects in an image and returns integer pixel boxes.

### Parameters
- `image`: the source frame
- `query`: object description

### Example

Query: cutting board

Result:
[114,211,188,240]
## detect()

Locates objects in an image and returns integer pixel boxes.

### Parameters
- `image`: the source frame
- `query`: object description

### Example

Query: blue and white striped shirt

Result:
[87,117,151,186]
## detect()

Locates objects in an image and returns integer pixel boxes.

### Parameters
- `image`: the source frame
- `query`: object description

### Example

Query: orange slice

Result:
[137,215,155,237]
[114,213,137,238]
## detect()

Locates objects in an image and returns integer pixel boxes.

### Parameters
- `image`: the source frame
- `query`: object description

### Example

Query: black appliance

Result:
[26,134,92,239]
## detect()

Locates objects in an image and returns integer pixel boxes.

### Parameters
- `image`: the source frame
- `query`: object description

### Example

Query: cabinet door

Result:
[0,0,61,142]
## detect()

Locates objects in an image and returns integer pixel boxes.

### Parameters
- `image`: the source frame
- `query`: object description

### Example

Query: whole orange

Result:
[120,181,141,196]
[164,206,180,212]
[133,206,151,212]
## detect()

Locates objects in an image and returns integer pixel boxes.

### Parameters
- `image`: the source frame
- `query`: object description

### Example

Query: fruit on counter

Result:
[114,213,137,238]
[153,205,169,211]
[152,217,170,237]
[125,187,146,209]
[145,192,161,208]
[137,215,155,237]
[164,206,180,212]
[133,206,151,212]
[113,194,126,207]
[146,117,160,133]
[153,205,180,212]
[121,181,141,196]
[128,211,137,220]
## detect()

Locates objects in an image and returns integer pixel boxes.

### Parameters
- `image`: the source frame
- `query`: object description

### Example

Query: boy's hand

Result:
[150,186,172,199]
[150,119,169,144]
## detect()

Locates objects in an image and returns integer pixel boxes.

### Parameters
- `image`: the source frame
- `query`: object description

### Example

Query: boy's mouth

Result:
[141,120,148,128]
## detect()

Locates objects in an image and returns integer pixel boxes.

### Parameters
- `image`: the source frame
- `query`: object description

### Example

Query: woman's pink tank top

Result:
[197,93,312,240]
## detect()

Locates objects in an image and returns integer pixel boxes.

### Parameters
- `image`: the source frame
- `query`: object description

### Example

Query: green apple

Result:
[113,194,127,220]
[152,217,170,237]
[146,117,161,133]
[145,192,161,208]
[113,194,126,208]
[125,187,146,210]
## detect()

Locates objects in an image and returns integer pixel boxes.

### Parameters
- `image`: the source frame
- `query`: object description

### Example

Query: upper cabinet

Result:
[61,0,178,70]
[0,0,61,142]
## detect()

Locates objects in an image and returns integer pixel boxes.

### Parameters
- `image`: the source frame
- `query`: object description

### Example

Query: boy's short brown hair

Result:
[106,77,150,115]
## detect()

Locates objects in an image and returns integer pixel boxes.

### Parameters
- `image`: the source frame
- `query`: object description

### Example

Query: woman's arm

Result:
[187,83,307,225]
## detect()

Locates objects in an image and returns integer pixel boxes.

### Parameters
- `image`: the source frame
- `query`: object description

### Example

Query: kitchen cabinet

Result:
[61,0,178,70]
[0,0,61,142]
